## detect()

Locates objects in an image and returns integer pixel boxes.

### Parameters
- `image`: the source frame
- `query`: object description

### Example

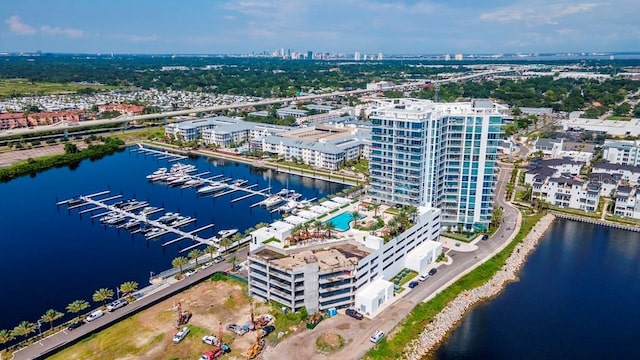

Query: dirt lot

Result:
[49,279,273,360]
[0,142,88,168]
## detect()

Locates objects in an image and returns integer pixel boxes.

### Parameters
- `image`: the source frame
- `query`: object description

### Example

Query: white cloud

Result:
[480,2,599,25]
[41,25,84,38]
[5,15,36,35]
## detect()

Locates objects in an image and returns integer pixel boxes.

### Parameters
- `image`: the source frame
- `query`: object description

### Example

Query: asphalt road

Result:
[15,165,521,360]
[267,163,521,360]
[12,248,248,360]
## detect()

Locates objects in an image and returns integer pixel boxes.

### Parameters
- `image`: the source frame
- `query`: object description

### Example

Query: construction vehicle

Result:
[176,303,192,327]
[200,322,231,360]
[305,313,323,329]
[246,329,265,359]
[254,314,274,328]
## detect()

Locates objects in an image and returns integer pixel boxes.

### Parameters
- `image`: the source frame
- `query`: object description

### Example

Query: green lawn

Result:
[365,212,544,360]
[0,78,115,97]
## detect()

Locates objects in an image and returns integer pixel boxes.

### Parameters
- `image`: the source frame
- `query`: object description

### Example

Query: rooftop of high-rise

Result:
[370,98,507,118]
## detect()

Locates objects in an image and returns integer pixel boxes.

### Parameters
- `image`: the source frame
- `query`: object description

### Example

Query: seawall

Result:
[402,213,557,360]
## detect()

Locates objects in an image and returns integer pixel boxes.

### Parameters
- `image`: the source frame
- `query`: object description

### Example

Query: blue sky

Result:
[2,0,638,54]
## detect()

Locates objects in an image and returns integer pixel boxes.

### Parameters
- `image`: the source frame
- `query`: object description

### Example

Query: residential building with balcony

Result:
[368,98,505,231]
[613,186,640,219]
[603,139,640,166]
[247,200,442,316]
[165,116,290,144]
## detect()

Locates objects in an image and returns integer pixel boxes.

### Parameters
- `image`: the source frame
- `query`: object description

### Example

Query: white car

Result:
[202,334,220,346]
[200,262,213,270]
[173,326,190,343]
[184,269,198,277]
[370,330,385,343]
[106,299,128,312]
[86,309,104,322]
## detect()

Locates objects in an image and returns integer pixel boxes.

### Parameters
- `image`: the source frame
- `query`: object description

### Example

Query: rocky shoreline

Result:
[402,213,556,360]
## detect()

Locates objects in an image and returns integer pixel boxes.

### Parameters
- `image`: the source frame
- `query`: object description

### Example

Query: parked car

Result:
[419,273,429,281]
[370,330,385,343]
[67,320,85,331]
[226,323,247,336]
[345,308,364,320]
[200,262,213,270]
[213,255,225,264]
[86,309,104,322]
[184,269,198,277]
[106,299,128,312]
[481,234,489,241]
[202,334,220,346]
[428,268,437,276]
[173,326,190,343]
[408,281,419,289]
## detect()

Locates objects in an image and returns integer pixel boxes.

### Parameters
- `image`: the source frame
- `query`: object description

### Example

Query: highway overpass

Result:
[0,67,518,140]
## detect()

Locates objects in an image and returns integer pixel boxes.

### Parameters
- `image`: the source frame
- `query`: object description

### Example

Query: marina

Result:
[144,163,313,213]
[57,190,222,253]
[0,145,345,332]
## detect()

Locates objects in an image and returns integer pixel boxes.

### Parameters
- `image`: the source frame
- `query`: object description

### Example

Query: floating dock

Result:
[59,191,221,253]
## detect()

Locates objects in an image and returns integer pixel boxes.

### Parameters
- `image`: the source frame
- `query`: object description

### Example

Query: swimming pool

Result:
[326,212,362,232]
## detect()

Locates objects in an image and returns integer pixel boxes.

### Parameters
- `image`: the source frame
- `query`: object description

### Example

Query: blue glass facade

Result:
[369,100,503,231]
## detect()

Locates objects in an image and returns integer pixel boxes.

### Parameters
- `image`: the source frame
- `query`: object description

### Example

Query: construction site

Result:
[48,277,280,360]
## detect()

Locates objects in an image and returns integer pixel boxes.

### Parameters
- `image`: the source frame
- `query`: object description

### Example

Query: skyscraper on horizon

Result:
[368,98,505,231]
[354,51,361,61]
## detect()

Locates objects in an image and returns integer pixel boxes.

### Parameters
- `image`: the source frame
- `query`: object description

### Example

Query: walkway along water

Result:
[401,214,557,360]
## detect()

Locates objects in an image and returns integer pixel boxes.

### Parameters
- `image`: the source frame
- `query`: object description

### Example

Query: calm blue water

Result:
[0,148,344,331]
[327,212,356,231]
[432,219,640,360]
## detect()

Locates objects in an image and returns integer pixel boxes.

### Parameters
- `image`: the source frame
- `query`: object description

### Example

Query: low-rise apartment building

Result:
[603,139,640,166]
[247,202,442,316]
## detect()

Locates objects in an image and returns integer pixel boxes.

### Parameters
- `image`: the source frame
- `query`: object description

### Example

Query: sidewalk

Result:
[439,236,478,252]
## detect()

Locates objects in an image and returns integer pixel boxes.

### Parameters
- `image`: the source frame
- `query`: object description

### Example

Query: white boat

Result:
[146,168,167,180]
[157,212,179,223]
[182,179,203,188]
[123,219,141,229]
[197,182,226,195]
[217,229,238,239]
[261,195,285,208]
[297,199,312,209]
[138,206,159,215]
[167,176,189,186]
[278,200,298,214]
[231,179,248,187]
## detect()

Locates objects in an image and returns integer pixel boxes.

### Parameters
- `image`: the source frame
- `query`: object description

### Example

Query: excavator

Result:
[200,322,231,360]
[246,329,265,359]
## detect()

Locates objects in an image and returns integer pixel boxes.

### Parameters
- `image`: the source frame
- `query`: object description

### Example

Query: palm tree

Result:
[172,256,189,275]
[405,205,418,225]
[66,300,89,322]
[387,217,399,237]
[371,203,381,217]
[290,224,303,243]
[351,210,361,228]
[0,329,15,346]
[11,321,36,341]
[92,288,114,307]
[188,249,204,266]
[323,221,336,239]
[40,309,64,332]
[206,244,217,260]
[313,220,323,238]
[119,281,139,300]
[229,254,239,271]
[231,233,243,247]
[302,222,311,239]
[220,237,233,253]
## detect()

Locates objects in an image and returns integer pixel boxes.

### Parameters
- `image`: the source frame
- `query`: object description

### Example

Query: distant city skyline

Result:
[2,0,639,55]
